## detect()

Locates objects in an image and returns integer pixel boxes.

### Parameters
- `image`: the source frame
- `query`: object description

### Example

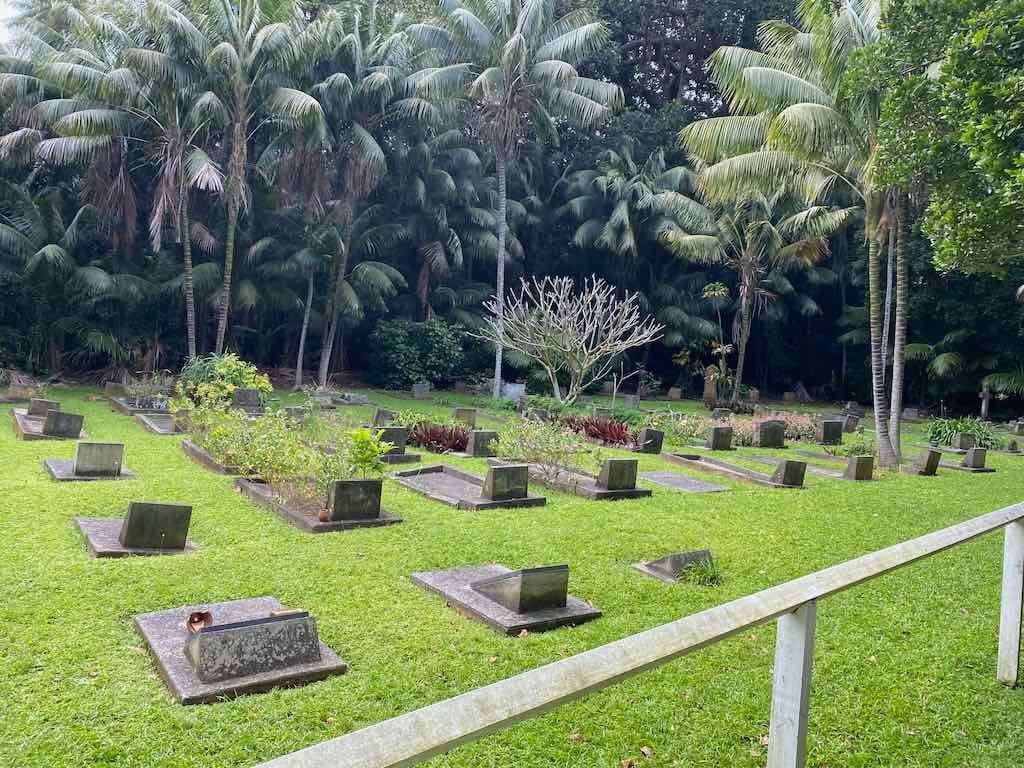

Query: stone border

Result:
[235,478,402,533]
[181,439,241,475]
[74,517,196,558]
[10,409,85,441]
[135,413,181,435]
[640,471,728,493]
[747,454,849,480]
[43,458,136,482]
[392,464,546,510]
[109,396,168,416]
[498,461,651,501]
[134,596,348,705]
[411,564,601,635]
[380,452,421,465]
[662,453,796,489]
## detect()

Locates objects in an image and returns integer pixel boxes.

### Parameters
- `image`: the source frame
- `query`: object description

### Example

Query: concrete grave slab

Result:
[412,381,432,400]
[753,420,786,448]
[133,596,347,704]
[633,549,713,583]
[75,502,196,557]
[28,397,59,416]
[135,413,180,435]
[372,408,394,427]
[44,442,134,481]
[640,471,728,493]
[11,408,84,441]
[236,479,401,533]
[951,432,976,451]
[411,564,600,635]
[230,387,264,415]
[941,447,996,473]
[663,453,799,489]
[513,459,652,501]
[903,447,942,476]
[392,464,546,510]
[109,396,168,415]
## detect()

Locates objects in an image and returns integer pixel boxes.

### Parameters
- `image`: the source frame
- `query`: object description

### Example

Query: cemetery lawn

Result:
[4,389,1024,768]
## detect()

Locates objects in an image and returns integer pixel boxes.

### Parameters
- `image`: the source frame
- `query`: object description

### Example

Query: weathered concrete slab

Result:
[182,439,240,475]
[392,465,546,510]
[11,408,84,441]
[640,471,728,493]
[411,564,600,635]
[236,479,401,533]
[28,397,59,416]
[941,447,996,474]
[134,596,347,704]
[633,549,713,583]
[663,453,798,489]
[75,516,196,558]
[520,461,652,501]
[135,413,180,435]
[44,442,134,481]
[109,396,167,415]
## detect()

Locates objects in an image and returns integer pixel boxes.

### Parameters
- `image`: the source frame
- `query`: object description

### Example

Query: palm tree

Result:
[409,0,623,397]
[679,0,910,465]
[661,188,853,404]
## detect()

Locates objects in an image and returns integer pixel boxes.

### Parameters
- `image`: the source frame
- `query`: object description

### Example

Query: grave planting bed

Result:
[235,478,402,533]
[181,439,242,475]
[7,388,1024,767]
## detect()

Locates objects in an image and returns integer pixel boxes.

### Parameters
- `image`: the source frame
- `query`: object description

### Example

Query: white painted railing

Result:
[258,502,1024,768]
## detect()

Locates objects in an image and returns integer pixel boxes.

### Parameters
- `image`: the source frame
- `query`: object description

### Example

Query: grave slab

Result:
[633,427,664,454]
[135,413,181,435]
[514,460,652,501]
[236,479,401,533]
[453,408,477,428]
[11,409,85,441]
[633,549,713,583]
[392,464,546,510]
[75,514,196,558]
[663,453,799,489]
[903,448,942,476]
[182,439,241,474]
[411,564,600,635]
[109,396,168,415]
[44,442,134,481]
[753,420,786,449]
[372,408,394,427]
[28,397,59,416]
[133,596,347,704]
[940,447,996,474]
[231,388,264,415]
[640,471,728,493]
[377,426,422,465]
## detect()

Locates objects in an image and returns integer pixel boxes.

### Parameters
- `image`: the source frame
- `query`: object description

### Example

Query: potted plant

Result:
[318,429,392,522]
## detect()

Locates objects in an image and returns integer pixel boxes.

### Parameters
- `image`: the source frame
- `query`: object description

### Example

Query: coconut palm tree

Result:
[661,188,854,404]
[679,0,911,465]
[409,0,623,397]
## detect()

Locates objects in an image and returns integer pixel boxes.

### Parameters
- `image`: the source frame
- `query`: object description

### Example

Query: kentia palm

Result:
[409,0,623,397]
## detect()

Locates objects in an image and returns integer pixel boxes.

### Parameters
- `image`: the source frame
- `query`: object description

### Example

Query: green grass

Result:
[2,387,1024,767]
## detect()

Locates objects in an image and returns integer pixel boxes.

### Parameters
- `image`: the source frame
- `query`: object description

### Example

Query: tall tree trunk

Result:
[416,256,431,321]
[881,227,895,373]
[731,284,753,404]
[295,273,314,389]
[181,199,197,361]
[867,231,898,467]
[491,153,508,399]
[215,119,247,354]
[317,204,353,389]
[888,191,910,458]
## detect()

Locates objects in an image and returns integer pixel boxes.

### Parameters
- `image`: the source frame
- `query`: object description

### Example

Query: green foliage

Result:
[233,412,315,486]
[188,406,253,468]
[492,418,595,480]
[926,417,998,448]
[827,432,877,458]
[682,555,725,587]
[648,411,709,444]
[365,319,467,389]
[172,354,272,410]
[391,410,437,429]
[317,428,391,493]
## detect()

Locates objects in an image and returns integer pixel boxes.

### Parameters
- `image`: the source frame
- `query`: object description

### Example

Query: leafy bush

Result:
[232,412,315,485]
[525,395,575,418]
[316,428,391,496]
[492,418,597,481]
[365,319,467,389]
[408,423,469,453]
[172,353,272,410]
[391,409,436,429]
[648,411,709,444]
[926,417,998,448]
[562,414,637,447]
[827,432,876,457]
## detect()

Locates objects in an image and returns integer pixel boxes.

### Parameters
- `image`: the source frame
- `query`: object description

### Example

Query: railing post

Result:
[768,600,816,768]
[998,521,1024,685]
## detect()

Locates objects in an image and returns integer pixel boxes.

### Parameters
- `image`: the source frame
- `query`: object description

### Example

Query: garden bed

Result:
[235,478,401,533]
[109,396,169,416]
[181,439,242,475]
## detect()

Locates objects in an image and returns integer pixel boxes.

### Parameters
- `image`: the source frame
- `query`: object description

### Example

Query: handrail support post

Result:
[998,521,1024,685]
[768,599,817,768]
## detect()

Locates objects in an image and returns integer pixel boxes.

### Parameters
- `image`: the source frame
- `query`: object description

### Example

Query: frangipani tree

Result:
[409,0,624,397]
[475,275,663,404]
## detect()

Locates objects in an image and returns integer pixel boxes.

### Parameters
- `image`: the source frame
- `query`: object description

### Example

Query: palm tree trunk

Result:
[491,152,508,400]
[295,273,314,389]
[731,286,753,404]
[215,119,247,354]
[881,227,894,373]
[318,216,351,389]
[181,200,197,361]
[417,257,431,321]
[867,233,898,467]
[888,191,910,458]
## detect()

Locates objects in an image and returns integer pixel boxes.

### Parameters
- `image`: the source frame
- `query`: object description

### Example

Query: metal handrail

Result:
[258,501,1024,768]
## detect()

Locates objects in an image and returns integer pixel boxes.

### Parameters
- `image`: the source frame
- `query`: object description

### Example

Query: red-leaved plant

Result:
[561,415,637,447]
[408,423,469,453]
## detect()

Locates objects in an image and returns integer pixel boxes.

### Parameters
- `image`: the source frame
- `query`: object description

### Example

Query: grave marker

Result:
[120,501,192,549]
[817,419,843,446]
[231,388,263,413]
[634,427,664,454]
[711,407,731,420]
[634,549,713,583]
[904,447,941,476]
[472,565,568,613]
[412,381,432,400]
[75,442,125,477]
[597,458,639,491]
[372,408,393,426]
[453,407,477,428]
[465,429,497,457]
[963,447,988,470]
[482,463,529,501]
[952,432,976,451]
[667,387,682,401]
[327,480,383,520]
[593,406,611,421]
[843,455,874,481]
[770,459,806,488]
[706,425,733,451]
[842,414,860,433]
[753,420,786,448]
[622,394,640,410]
[28,398,59,417]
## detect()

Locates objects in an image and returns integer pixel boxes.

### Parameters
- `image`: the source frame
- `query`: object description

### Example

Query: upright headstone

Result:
[1009,439,1020,454]
[843,455,874,481]
[962,447,988,470]
[842,414,860,433]
[471,565,568,613]
[667,387,682,401]
[118,501,192,550]
[622,394,641,410]
[771,459,806,487]
[28,398,59,417]
[231,387,263,413]
[817,419,843,446]
[1013,422,1024,437]
[902,407,920,421]
[601,381,615,395]
[372,408,393,426]
[378,426,409,455]
[597,458,639,491]
[952,432,976,451]
[907,447,942,476]
[530,408,550,423]
[74,442,125,477]
[747,387,760,404]
[412,381,432,400]
[453,407,477,428]
[466,430,497,457]
[702,367,718,405]
[42,411,84,438]
[184,612,321,683]
[641,549,713,582]
[635,427,664,454]
[327,480,382,520]
[783,391,798,403]
[753,419,786,448]
[482,464,529,501]
[706,425,733,451]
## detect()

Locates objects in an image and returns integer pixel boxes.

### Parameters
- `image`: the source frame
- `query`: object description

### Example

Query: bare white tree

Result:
[475,276,664,404]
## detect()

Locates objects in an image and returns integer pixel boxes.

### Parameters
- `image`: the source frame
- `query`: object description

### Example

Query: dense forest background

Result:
[1,0,1022,416]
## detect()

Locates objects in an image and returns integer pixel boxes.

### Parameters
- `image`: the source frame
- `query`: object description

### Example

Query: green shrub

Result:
[172,353,272,410]
[391,409,436,429]
[492,418,597,481]
[232,412,315,486]
[648,411,709,444]
[365,319,467,389]
[828,432,876,457]
[189,406,253,468]
[316,428,391,496]
[926,417,998,448]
